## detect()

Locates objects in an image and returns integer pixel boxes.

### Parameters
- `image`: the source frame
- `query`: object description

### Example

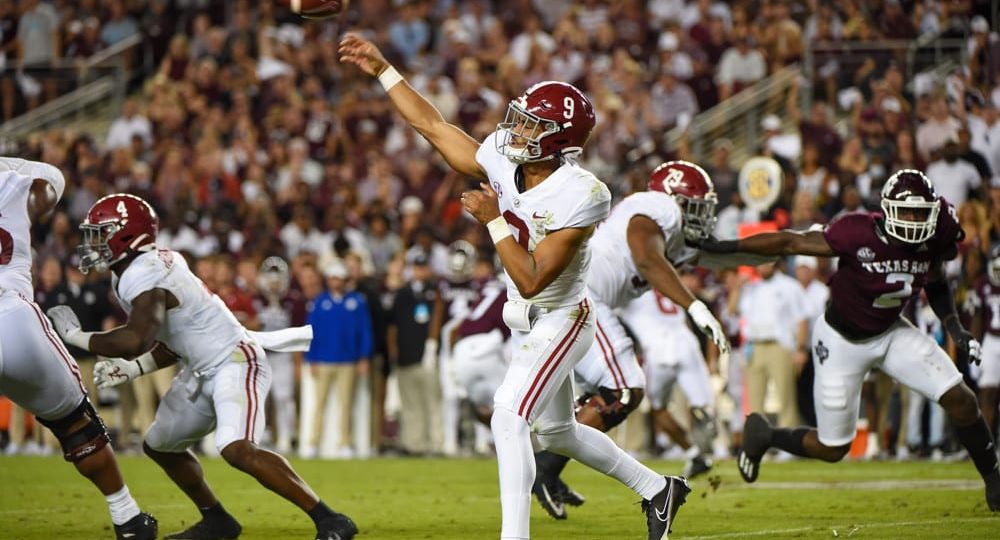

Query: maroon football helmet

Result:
[78,194,159,274]
[496,81,596,163]
[989,245,1000,285]
[649,160,719,243]
[880,169,940,244]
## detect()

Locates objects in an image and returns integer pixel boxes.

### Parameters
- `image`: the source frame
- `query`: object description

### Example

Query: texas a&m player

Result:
[339,32,688,540]
[702,169,1000,511]
[0,158,157,540]
[46,194,358,539]
[531,161,728,520]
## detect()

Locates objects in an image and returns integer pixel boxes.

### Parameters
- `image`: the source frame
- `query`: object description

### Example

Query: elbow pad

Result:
[0,157,66,201]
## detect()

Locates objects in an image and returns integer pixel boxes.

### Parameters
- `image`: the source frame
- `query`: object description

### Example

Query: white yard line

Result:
[746,479,981,490]
[686,516,998,539]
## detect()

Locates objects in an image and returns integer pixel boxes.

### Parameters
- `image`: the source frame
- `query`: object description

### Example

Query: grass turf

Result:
[0,455,997,539]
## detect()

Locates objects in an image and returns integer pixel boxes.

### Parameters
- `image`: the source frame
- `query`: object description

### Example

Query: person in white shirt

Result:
[339,33,689,540]
[733,262,809,428]
[794,256,830,326]
[925,139,982,207]
[715,36,767,100]
[106,99,152,150]
[508,14,555,70]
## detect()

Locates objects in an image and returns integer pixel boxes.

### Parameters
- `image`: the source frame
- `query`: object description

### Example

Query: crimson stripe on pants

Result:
[240,343,257,439]
[596,321,628,388]
[21,295,84,391]
[593,321,623,388]
[518,300,591,419]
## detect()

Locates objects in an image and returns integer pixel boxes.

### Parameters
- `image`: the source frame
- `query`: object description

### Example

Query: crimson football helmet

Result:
[880,169,940,244]
[78,194,159,274]
[648,160,719,243]
[496,81,596,163]
[989,245,1000,285]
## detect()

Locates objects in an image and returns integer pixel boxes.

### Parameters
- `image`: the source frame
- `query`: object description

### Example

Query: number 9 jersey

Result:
[822,202,962,339]
[475,132,611,308]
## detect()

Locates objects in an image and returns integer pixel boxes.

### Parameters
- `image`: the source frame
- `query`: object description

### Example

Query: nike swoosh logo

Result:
[122,534,136,538]
[654,485,673,522]
[532,212,545,219]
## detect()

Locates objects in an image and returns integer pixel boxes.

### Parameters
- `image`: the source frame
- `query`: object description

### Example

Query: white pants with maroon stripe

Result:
[978,333,1000,387]
[0,291,86,420]
[145,340,270,453]
[574,300,645,393]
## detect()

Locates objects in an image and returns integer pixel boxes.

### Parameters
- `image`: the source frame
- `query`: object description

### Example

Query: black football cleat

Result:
[531,474,567,519]
[114,512,158,540]
[553,477,585,507]
[316,512,359,540]
[986,472,1000,511]
[683,454,714,480]
[164,515,242,540]
[737,413,773,483]
[642,476,691,540]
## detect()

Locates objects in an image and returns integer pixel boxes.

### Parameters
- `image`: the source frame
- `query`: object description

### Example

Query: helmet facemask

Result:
[674,193,719,243]
[258,257,291,298]
[496,101,561,164]
[77,222,120,274]
[881,197,939,244]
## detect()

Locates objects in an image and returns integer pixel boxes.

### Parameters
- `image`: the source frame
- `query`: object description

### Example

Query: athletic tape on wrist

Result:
[378,66,404,91]
[487,216,512,244]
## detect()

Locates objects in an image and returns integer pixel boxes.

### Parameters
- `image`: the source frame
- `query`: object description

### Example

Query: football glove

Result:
[94,357,141,389]
[954,330,983,366]
[46,305,91,350]
[688,300,731,358]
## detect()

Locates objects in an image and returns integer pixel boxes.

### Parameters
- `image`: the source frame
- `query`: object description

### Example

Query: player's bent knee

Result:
[818,443,851,463]
[940,383,980,425]
[220,440,258,470]
[36,398,110,463]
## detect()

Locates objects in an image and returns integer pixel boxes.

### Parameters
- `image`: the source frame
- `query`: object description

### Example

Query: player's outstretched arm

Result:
[88,289,168,358]
[701,230,835,257]
[0,157,65,218]
[338,33,486,180]
[463,182,586,298]
[627,215,730,355]
[927,262,982,365]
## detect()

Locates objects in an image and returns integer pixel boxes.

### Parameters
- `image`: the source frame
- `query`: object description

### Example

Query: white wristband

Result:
[135,352,158,376]
[487,216,513,244]
[378,65,404,91]
[65,331,94,351]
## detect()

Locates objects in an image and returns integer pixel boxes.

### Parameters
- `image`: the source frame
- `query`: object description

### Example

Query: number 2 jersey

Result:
[112,249,249,372]
[822,203,961,339]
[0,171,40,298]
[475,132,611,308]
[587,191,698,309]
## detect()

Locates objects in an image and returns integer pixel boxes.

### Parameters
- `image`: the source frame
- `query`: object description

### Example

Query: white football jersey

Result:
[476,132,611,308]
[113,249,248,372]
[0,171,39,298]
[621,290,698,365]
[587,191,699,308]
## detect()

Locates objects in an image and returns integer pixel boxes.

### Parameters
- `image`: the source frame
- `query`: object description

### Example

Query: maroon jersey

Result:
[457,281,509,340]
[439,278,480,321]
[975,276,1000,337]
[823,205,961,338]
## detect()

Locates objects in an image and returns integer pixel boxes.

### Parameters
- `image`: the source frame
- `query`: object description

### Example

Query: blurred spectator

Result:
[925,139,981,207]
[734,262,809,429]
[303,259,373,459]
[509,14,554,70]
[916,95,961,162]
[387,253,443,455]
[716,36,766,100]
[648,69,698,131]
[793,255,829,426]
[389,0,430,67]
[106,99,152,150]
[15,0,60,111]
[761,114,801,162]
[100,0,138,47]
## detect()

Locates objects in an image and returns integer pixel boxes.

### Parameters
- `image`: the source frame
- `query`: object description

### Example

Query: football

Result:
[277,0,346,20]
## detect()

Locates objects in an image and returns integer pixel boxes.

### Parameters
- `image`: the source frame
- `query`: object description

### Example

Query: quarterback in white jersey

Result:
[340,33,689,540]
[532,161,729,517]
[47,194,358,540]
[0,159,158,539]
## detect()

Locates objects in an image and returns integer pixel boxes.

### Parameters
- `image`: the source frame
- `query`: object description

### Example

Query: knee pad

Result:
[575,387,643,430]
[36,398,110,463]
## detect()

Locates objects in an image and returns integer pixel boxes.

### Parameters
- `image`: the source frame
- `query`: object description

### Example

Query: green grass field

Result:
[1,455,997,539]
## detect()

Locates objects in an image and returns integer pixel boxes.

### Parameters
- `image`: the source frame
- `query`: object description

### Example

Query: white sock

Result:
[491,408,533,540]
[686,446,702,460]
[542,422,667,500]
[106,485,141,526]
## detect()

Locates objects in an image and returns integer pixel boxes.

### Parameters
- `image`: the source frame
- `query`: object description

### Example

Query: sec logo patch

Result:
[856,247,876,262]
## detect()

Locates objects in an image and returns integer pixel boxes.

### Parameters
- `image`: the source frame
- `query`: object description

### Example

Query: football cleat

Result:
[553,477,585,507]
[114,512,158,540]
[986,472,1000,511]
[531,475,567,519]
[683,454,714,480]
[642,476,691,540]
[737,413,773,483]
[164,515,242,540]
[315,512,359,540]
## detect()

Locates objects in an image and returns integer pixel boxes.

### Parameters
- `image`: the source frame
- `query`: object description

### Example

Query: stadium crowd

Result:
[2,0,999,462]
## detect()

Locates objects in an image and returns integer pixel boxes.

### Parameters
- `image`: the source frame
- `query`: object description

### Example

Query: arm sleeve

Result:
[0,158,65,201]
